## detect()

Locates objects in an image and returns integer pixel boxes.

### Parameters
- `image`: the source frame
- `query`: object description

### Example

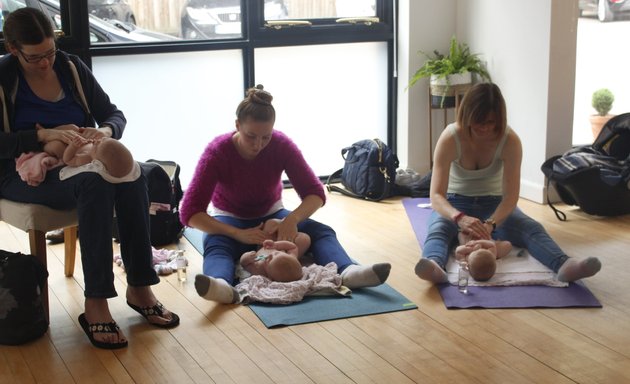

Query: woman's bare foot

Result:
[126,286,179,327]
[83,298,127,346]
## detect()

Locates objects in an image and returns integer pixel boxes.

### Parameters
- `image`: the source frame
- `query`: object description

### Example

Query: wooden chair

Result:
[0,199,78,319]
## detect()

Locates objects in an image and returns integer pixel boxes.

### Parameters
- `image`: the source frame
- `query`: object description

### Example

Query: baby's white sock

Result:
[194,274,239,304]
[414,258,448,283]
[557,257,601,282]
[341,263,391,289]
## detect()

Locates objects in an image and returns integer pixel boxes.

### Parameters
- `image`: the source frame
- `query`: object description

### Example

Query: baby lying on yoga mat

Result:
[239,219,311,282]
[455,233,512,281]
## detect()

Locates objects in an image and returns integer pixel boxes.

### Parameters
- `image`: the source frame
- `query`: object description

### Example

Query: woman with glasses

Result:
[0,8,179,349]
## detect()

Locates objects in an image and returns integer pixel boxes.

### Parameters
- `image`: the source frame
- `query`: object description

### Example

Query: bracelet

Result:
[484,218,497,230]
[452,211,465,224]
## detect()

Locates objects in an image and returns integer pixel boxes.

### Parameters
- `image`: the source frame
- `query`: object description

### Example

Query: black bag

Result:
[143,159,185,246]
[114,160,184,246]
[326,138,399,201]
[0,250,49,345]
[541,113,630,220]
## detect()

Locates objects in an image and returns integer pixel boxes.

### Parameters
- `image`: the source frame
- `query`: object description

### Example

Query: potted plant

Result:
[589,88,615,140]
[408,36,491,108]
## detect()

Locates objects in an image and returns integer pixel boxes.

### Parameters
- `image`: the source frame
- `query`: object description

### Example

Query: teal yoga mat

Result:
[184,228,418,327]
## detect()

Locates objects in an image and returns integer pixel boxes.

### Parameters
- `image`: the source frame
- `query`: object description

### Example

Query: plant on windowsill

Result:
[408,36,491,108]
[589,88,615,141]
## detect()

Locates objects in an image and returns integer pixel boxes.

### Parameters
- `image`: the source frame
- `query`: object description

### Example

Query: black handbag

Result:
[326,138,399,201]
[0,250,49,345]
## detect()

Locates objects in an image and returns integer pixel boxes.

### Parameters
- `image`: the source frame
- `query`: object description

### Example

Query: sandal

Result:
[78,313,128,349]
[127,301,180,329]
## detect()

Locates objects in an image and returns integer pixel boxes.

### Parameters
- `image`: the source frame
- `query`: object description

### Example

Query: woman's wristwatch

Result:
[484,218,497,230]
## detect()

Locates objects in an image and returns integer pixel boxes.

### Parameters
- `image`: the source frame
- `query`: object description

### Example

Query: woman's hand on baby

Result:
[35,123,82,144]
[275,216,298,243]
[458,215,491,240]
[235,223,268,245]
[69,135,89,147]
[79,127,108,141]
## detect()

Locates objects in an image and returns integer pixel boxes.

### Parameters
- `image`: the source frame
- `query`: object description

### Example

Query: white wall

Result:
[397,0,579,203]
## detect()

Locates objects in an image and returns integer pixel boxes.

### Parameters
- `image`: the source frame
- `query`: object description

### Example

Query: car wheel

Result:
[598,0,614,22]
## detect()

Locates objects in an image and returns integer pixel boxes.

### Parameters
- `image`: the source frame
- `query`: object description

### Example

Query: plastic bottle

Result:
[175,250,187,282]
[458,260,469,294]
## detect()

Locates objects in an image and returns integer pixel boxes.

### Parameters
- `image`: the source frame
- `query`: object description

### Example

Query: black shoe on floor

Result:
[45,228,65,244]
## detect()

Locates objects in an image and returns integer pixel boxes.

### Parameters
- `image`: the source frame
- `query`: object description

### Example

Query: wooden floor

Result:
[1,189,630,384]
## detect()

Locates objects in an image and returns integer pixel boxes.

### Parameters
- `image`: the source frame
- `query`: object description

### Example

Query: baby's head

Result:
[468,249,496,281]
[91,138,134,178]
[266,252,303,282]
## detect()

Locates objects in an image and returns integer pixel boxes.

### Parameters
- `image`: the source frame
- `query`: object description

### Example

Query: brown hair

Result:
[457,83,507,137]
[2,7,55,51]
[235,84,276,123]
[468,249,497,281]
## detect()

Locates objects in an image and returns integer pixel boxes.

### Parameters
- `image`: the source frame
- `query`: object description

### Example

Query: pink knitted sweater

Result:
[179,130,325,224]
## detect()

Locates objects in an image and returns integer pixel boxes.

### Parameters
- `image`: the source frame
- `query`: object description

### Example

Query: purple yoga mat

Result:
[402,197,602,309]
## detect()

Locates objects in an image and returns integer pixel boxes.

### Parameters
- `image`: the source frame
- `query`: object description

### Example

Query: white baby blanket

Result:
[446,248,568,287]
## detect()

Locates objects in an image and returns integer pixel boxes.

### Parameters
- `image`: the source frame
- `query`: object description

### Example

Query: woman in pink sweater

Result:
[179,85,391,303]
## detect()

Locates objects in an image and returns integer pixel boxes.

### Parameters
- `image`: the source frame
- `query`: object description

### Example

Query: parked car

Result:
[579,0,630,22]
[88,0,136,25]
[180,0,287,40]
[0,0,177,43]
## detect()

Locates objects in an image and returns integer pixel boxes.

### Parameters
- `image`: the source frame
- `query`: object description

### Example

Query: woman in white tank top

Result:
[415,83,601,284]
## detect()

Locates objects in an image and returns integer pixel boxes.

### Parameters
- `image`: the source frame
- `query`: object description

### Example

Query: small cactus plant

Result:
[591,88,614,116]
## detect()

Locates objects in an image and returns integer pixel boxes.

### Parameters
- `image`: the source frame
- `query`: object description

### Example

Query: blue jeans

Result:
[202,208,354,285]
[0,166,159,298]
[422,194,568,272]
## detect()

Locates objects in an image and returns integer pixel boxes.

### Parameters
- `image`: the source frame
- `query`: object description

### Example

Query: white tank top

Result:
[446,123,509,196]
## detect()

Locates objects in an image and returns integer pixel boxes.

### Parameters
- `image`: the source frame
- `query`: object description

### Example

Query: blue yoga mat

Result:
[402,197,602,309]
[184,228,418,327]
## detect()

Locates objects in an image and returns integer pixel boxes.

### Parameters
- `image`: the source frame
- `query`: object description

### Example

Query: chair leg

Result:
[28,229,49,322]
[64,225,78,277]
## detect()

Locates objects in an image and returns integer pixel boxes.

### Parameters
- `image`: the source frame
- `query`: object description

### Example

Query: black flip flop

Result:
[126,301,180,329]
[78,313,128,349]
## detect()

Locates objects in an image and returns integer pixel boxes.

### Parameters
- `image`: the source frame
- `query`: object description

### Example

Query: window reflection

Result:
[266,0,376,20]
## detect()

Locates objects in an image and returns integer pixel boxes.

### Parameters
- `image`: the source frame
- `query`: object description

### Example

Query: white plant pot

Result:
[430,71,472,96]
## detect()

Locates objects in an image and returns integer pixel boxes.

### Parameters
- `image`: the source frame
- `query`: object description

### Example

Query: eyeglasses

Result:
[18,48,58,64]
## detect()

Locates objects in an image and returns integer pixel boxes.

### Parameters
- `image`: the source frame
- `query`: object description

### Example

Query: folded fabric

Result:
[114,247,186,276]
[59,160,141,184]
[236,262,351,305]
[446,248,568,287]
[15,152,64,186]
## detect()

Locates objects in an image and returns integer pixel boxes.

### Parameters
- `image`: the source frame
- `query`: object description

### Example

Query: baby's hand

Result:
[70,135,88,147]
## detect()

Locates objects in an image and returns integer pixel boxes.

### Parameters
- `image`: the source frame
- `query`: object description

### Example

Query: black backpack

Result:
[541,113,630,220]
[0,250,49,345]
[326,138,399,201]
[142,159,185,246]
[113,160,184,246]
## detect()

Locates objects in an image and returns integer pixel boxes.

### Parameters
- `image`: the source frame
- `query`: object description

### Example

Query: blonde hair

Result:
[457,83,507,138]
[94,138,134,178]
[235,84,275,123]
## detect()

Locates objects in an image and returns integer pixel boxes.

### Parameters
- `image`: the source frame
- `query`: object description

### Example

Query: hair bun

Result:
[247,84,273,106]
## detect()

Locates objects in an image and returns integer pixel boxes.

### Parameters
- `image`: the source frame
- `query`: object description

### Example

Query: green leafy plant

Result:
[408,36,491,89]
[591,88,614,116]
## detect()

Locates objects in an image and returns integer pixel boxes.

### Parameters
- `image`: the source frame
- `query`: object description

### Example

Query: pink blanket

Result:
[15,152,63,186]
[236,262,349,304]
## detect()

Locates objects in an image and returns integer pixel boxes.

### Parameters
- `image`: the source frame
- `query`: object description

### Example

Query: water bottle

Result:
[458,260,469,294]
[175,250,187,282]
